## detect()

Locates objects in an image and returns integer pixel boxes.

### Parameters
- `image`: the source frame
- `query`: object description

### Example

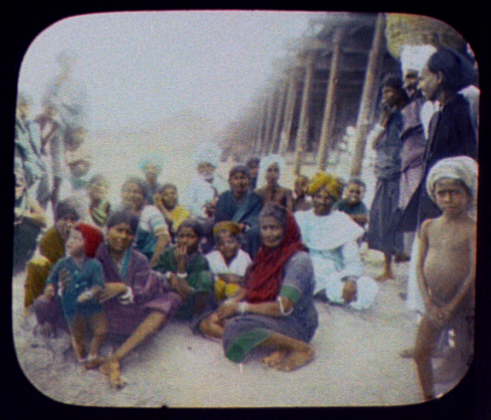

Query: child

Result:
[413,156,477,401]
[41,222,108,368]
[155,219,213,320]
[292,175,313,212]
[206,221,252,301]
[333,178,368,228]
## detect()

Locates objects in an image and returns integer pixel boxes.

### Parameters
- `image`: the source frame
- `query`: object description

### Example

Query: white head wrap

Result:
[426,156,478,207]
[256,154,286,189]
[400,45,437,76]
[193,142,221,167]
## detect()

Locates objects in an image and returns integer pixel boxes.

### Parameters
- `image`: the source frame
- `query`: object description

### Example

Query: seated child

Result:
[292,175,313,212]
[333,178,368,228]
[205,221,252,301]
[154,219,213,320]
[41,222,108,368]
[88,174,111,227]
[413,156,477,401]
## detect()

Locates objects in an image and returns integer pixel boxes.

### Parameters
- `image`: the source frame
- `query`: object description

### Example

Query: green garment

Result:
[154,247,213,320]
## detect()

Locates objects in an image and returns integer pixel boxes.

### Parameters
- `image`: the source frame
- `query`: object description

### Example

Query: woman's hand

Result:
[217,301,239,321]
[100,283,128,303]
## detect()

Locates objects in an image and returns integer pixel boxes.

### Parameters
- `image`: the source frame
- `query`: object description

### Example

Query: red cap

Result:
[74,223,104,258]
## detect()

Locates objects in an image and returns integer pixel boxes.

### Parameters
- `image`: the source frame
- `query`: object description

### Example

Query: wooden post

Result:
[261,90,276,155]
[317,28,344,171]
[278,69,298,156]
[253,98,267,155]
[268,78,288,154]
[350,13,386,177]
[293,50,316,175]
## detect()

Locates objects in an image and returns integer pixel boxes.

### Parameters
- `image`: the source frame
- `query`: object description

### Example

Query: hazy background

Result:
[18,11,316,203]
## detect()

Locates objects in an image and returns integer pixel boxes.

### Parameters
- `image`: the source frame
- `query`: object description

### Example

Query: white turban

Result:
[256,154,286,189]
[193,142,221,167]
[426,156,478,205]
[400,45,437,76]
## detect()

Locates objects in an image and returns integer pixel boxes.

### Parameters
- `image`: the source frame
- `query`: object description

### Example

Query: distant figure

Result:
[245,157,260,190]
[13,167,47,275]
[15,93,49,207]
[333,178,368,228]
[182,142,228,217]
[139,155,163,205]
[292,175,313,212]
[155,183,190,240]
[59,148,94,222]
[40,223,107,368]
[367,74,408,281]
[255,155,293,211]
[413,156,476,401]
[215,165,263,259]
[88,174,111,227]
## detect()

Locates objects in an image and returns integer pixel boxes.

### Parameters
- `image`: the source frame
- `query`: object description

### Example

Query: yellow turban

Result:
[213,221,242,236]
[307,171,342,200]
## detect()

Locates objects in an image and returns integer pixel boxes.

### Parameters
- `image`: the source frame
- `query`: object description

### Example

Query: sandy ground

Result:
[11,125,466,408]
[14,243,466,408]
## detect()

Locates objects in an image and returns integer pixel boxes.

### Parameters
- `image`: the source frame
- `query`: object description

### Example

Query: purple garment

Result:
[33,243,182,336]
[399,97,426,210]
[96,243,182,334]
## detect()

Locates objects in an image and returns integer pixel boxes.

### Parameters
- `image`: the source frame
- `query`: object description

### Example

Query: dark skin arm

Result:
[217,296,294,321]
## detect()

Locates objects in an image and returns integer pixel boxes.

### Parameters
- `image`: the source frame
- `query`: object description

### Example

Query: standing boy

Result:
[413,156,477,401]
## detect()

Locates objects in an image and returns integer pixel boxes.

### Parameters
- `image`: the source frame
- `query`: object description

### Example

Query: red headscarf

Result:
[245,209,307,303]
[74,222,104,258]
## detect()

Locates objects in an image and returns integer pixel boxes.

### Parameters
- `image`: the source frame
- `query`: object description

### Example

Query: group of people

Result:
[14,44,478,402]
[366,45,478,400]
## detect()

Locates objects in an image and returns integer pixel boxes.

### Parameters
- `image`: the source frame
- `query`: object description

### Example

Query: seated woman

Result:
[154,183,190,240]
[88,174,111,227]
[154,219,213,321]
[215,165,263,258]
[254,155,293,211]
[120,177,171,267]
[295,172,379,310]
[33,210,182,388]
[204,204,318,372]
[13,166,47,275]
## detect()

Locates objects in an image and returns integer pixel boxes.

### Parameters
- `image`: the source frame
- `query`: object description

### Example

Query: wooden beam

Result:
[317,28,344,171]
[350,13,386,177]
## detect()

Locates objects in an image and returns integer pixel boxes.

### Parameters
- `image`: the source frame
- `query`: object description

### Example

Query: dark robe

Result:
[399,94,477,232]
[215,190,263,258]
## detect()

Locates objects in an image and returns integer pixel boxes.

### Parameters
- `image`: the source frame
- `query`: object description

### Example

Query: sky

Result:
[18,11,318,132]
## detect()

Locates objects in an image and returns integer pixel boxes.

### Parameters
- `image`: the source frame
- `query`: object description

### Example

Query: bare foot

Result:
[85,356,106,370]
[261,349,289,367]
[276,348,314,372]
[99,359,126,389]
[375,271,394,281]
